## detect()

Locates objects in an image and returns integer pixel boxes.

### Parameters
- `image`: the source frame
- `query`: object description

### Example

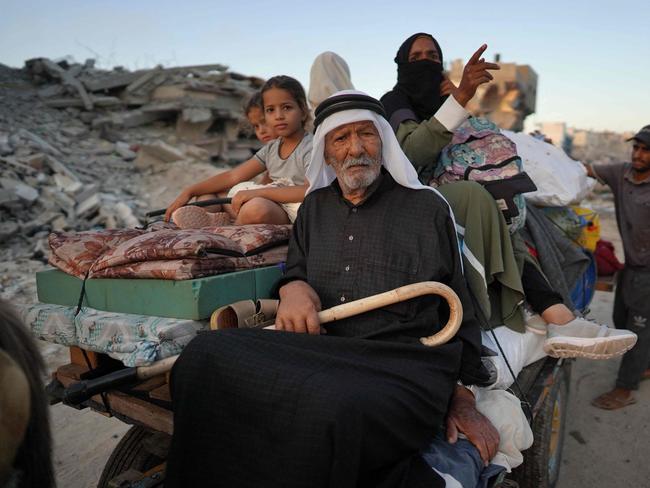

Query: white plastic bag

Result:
[502,130,595,206]
[474,389,534,471]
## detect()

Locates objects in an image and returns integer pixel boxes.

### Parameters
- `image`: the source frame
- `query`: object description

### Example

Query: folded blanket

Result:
[48,224,291,280]
[90,245,288,280]
[22,303,206,366]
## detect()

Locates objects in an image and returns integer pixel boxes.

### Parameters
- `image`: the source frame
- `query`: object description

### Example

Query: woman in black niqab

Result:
[381,33,447,129]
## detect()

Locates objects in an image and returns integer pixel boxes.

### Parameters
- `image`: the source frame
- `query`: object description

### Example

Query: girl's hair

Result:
[0,300,54,487]
[261,75,311,126]
[243,91,263,117]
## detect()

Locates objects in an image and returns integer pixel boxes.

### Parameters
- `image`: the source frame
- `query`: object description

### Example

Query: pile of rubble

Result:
[25,56,264,160]
[0,57,265,303]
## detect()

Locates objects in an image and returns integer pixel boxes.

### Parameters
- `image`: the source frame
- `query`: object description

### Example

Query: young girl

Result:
[166,75,312,227]
[246,91,277,146]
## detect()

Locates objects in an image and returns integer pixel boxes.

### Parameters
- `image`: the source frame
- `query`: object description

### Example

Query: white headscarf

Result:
[307,90,444,196]
[306,89,463,263]
[308,52,355,110]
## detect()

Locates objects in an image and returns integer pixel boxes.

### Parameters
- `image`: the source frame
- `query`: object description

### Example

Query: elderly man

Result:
[165,91,499,488]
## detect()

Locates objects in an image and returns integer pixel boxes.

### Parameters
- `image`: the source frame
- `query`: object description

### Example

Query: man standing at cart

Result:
[164,91,500,488]
[591,125,650,409]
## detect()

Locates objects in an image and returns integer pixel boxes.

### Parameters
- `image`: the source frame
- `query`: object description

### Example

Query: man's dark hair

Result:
[0,300,54,487]
[261,75,311,125]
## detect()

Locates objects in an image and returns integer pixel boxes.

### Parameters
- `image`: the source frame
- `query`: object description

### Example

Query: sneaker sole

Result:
[543,335,637,360]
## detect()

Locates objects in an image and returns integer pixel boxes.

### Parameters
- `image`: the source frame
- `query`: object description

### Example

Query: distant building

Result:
[569,129,634,165]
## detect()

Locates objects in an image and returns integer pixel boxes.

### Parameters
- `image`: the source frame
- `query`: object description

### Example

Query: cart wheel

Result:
[97,426,169,488]
[512,361,571,488]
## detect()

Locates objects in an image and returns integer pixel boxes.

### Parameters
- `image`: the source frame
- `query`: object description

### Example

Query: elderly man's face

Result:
[324,120,382,194]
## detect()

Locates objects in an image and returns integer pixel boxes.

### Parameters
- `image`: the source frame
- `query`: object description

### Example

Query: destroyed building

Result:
[449,56,537,131]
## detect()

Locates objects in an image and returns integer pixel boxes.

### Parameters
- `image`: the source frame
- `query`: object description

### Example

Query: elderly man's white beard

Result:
[332,155,382,192]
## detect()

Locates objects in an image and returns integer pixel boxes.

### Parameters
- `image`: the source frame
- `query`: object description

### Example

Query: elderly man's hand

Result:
[453,44,500,107]
[276,280,322,334]
[446,384,500,466]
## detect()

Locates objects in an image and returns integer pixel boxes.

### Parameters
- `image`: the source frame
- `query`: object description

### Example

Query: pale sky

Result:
[1,0,648,133]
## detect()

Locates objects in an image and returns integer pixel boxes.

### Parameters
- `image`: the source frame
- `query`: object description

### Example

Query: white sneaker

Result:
[544,318,638,359]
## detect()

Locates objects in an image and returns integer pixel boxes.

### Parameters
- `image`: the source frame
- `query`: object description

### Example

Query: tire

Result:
[512,361,571,488]
[97,426,169,488]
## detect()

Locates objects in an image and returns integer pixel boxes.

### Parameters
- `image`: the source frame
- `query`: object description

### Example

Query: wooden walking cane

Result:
[63,281,462,404]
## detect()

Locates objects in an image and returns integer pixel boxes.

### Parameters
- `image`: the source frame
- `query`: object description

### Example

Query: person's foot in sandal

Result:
[544,317,637,359]
[592,388,637,410]
[172,206,232,229]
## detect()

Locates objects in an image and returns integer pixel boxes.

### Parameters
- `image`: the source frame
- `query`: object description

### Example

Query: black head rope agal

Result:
[313,93,387,131]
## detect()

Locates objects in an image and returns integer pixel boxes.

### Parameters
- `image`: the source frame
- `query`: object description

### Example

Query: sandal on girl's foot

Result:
[591,389,636,410]
[172,206,231,229]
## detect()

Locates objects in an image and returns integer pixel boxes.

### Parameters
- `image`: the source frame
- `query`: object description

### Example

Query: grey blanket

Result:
[521,204,590,309]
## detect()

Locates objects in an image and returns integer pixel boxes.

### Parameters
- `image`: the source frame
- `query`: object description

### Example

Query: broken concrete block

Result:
[79,112,98,124]
[0,177,39,202]
[43,96,122,109]
[194,135,227,159]
[15,183,39,203]
[20,211,60,236]
[53,173,83,194]
[115,142,136,160]
[1,156,37,175]
[37,84,66,99]
[18,129,62,157]
[176,107,214,143]
[0,221,20,243]
[76,193,102,218]
[184,145,210,161]
[92,109,167,130]
[0,133,12,156]
[60,126,88,138]
[135,141,185,169]
[51,215,69,232]
[45,155,81,182]
[0,189,19,206]
[114,201,140,228]
[91,140,116,155]
[20,153,47,170]
[74,184,98,204]
[80,70,142,92]
[43,186,76,213]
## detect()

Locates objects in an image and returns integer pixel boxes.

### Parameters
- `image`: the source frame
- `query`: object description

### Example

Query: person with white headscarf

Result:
[307,51,354,114]
[165,90,499,488]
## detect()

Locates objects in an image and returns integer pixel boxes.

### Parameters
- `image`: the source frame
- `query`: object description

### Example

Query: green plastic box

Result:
[36,265,284,320]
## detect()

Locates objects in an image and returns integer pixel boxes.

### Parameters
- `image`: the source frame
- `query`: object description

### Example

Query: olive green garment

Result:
[396,118,453,184]
[438,181,526,332]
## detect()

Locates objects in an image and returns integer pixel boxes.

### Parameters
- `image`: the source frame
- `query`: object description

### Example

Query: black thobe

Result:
[165,171,486,488]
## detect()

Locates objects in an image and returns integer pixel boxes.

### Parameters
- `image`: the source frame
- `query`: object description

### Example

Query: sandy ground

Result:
[556,198,650,487]
[8,196,648,487]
